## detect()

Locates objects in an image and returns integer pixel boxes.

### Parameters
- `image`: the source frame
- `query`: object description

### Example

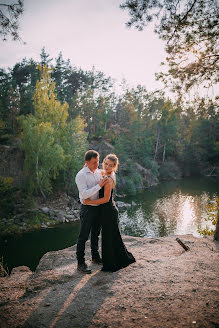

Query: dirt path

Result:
[0,235,219,328]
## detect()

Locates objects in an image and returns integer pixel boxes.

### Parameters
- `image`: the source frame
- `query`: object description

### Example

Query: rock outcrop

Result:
[0,235,219,328]
[134,162,158,188]
[0,145,26,187]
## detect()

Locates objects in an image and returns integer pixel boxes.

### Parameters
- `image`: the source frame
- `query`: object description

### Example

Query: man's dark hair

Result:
[85,150,99,161]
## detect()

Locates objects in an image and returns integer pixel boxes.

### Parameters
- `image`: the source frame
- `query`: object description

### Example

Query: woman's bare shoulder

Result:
[107,175,116,188]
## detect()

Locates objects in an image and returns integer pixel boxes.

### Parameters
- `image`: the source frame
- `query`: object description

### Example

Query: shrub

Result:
[0,176,13,193]
[0,257,9,277]
[198,198,219,237]
[0,176,15,218]
[142,158,159,177]
[159,161,181,180]
[117,171,142,195]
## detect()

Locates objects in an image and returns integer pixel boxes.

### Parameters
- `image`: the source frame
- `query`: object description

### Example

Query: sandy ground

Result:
[0,235,219,328]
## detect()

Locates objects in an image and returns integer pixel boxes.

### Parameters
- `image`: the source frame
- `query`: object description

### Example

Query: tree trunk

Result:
[162,143,166,162]
[154,127,160,161]
[36,155,46,199]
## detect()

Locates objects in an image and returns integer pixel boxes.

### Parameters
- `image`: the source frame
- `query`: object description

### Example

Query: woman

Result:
[84,154,136,272]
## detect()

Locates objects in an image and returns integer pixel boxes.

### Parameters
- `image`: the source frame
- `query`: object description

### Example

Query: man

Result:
[75,150,108,274]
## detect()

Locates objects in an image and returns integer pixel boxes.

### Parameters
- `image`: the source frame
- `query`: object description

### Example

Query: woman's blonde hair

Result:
[103,153,119,172]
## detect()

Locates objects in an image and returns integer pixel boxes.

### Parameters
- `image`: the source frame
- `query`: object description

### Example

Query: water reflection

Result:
[119,178,218,238]
[1,177,218,272]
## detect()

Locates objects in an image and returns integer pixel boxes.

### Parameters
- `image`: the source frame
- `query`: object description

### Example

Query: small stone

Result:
[40,207,50,214]
[66,214,75,220]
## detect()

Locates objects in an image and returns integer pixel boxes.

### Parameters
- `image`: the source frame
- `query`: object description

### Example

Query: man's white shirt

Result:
[75,166,102,206]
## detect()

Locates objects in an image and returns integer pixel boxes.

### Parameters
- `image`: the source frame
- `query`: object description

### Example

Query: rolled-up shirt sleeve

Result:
[75,173,101,200]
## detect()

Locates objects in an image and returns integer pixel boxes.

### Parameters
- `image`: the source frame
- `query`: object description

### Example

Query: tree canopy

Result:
[18,65,88,197]
[0,49,218,196]
[120,0,219,95]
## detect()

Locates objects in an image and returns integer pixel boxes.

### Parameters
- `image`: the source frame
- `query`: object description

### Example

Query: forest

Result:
[0,47,218,203]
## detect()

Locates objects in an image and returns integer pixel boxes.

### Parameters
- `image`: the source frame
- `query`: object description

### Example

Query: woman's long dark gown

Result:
[99,186,136,272]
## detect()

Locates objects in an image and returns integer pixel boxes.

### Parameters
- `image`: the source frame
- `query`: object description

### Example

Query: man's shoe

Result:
[92,258,102,265]
[77,263,92,274]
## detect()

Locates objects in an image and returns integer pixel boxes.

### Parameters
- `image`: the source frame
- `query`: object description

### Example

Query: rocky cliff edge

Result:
[0,235,219,328]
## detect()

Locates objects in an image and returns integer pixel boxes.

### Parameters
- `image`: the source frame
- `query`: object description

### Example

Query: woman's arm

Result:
[75,172,107,199]
[83,180,113,205]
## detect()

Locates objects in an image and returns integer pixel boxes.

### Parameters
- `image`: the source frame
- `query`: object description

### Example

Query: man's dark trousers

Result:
[76,204,101,264]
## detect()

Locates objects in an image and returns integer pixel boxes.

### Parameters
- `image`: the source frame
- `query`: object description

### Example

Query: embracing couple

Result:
[75,150,136,274]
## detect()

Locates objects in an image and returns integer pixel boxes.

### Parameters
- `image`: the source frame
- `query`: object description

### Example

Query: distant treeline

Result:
[0,48,218,197]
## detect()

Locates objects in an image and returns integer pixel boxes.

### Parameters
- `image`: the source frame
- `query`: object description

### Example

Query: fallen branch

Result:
[176,238,190,251]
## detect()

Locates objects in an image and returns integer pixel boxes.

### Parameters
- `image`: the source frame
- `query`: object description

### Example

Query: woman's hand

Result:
[83,198,91,205]
[99,176,108,188]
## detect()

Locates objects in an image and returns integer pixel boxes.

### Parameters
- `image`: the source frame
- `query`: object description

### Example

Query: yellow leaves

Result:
[0,176,14,192]
[37,121,53,135]
[33,65,69,130]
[199,197,219,236]
[18,65,88,195]
[0,119,5,130]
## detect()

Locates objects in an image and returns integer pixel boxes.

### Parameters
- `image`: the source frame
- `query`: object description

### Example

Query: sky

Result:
[0,0,166,92]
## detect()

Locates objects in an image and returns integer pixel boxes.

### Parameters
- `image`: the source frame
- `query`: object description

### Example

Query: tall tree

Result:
[40,47,53,67]
[19,66,87,197]
[120,0,219,95]
[11,58,40,115]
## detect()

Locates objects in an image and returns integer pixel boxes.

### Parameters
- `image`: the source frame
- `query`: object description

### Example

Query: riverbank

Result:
[0,192,81,236]
[0,235,218,328]
[0,190,134,237]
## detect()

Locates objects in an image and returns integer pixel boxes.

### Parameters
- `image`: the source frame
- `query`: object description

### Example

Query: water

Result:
[0,222,80,273]
[119,177,218,238]
[0,177,218,272]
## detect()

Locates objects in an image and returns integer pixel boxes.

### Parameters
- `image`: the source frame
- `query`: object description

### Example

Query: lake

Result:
[0,177,218,272]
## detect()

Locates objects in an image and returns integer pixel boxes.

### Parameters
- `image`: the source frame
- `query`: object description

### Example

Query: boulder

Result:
[134,162,158,188]
[48,208,55,216]
[116,201,131,208]
[40,207,50,214]
[35,245,75,272]
[10,266,32,275]
[65,214,76,221]
[56,212,65,223]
